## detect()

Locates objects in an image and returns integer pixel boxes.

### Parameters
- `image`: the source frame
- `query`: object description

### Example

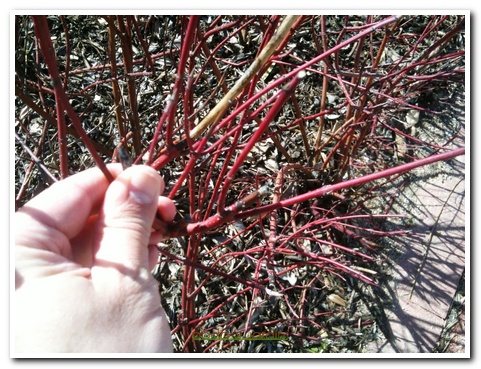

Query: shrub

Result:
[15,15,465,352]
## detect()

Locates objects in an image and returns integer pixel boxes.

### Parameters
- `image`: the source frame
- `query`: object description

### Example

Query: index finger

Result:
[16,164,124,242]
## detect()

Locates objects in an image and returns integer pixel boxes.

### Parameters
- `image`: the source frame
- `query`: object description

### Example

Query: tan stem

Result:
[189,15,300,139]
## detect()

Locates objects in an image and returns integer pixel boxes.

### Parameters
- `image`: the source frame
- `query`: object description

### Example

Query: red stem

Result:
[167,16,199,146]
[217,71,306,213]
[54,95,69,179]
[32,15,113,182]
[147,16,199,164]
[159,146,464,238]
[240,146,465,218]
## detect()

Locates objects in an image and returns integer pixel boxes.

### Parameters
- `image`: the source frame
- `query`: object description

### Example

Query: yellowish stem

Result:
[189,15,301,139]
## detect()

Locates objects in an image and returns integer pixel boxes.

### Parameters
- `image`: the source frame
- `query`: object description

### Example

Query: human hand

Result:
[15,164,176,353]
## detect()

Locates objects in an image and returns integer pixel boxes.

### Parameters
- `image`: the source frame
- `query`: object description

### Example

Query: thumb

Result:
[94,165,163,269]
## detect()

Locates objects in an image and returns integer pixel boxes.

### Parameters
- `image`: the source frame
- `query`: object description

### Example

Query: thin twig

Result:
[15,131,58,184]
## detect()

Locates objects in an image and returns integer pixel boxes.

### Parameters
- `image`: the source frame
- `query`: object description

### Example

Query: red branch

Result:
[32,16,113,182]
[160,146,465,238]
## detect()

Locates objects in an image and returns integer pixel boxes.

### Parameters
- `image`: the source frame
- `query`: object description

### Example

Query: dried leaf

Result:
[327,293,347,307]
[406,109,420,127]
[265,287,283,297]
[265,158,279,172]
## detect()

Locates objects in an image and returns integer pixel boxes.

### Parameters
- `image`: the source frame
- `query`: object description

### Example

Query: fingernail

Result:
[128,168,160,204]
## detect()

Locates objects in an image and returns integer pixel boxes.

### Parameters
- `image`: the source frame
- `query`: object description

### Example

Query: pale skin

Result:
[15,164,176,353]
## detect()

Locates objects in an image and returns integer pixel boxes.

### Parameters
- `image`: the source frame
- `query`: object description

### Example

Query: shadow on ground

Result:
[366,151,465,353]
